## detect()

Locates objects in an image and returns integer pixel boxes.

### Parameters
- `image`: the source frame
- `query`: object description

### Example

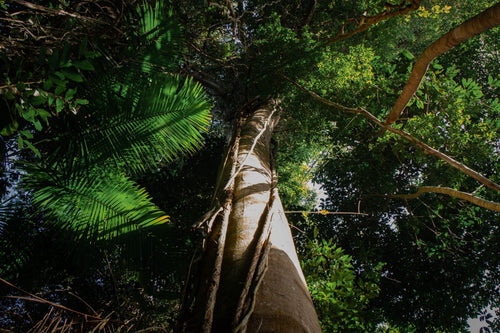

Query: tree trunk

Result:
[180,100,321,332]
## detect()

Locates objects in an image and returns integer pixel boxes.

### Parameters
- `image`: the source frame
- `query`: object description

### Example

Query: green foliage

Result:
[20,68,212,240]
[302,239,383,332]
[132,2,183,73]
[251,13,320,94]
[70,72,211,173]
[2,1,500,331]
[313,44,376,92]
[6,3,212,242]
[23,162,169,240]
[0,42,96,155]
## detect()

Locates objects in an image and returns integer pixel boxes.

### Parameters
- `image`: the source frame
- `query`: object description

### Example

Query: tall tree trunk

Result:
[180,100,321,332]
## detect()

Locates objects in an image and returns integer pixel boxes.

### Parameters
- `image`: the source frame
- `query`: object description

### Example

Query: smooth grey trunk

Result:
[180,101,321,332]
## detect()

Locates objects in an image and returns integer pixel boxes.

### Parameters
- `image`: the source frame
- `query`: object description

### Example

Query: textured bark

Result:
[180,101,321,332]
[385,3,500,125]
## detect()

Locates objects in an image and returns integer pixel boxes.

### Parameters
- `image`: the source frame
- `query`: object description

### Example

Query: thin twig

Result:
[0,277,102,320]
[8,0,107,25]
[285,211,369,216]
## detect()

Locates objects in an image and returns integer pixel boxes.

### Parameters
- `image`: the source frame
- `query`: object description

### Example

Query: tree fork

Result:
[180,100,321,332]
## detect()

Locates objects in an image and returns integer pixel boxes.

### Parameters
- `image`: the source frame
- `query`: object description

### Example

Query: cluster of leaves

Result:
[405,68,500,156]
[302,238,383,332]
[0,0,132,152]
[1,1,212,242]
[1,2,213,331]
[1,41,96,155]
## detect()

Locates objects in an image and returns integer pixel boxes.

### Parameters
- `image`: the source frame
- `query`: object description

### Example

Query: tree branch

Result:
[280,74,500,193]
[389,186,500,211]
[303,0,317,27]
[327,0,422,44]
[385,3,500,125]
[284,211,369,216]
[0,277,103,320]
[7,0,107,25]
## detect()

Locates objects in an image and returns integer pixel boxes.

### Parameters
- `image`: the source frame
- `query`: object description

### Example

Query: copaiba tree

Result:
[1,0,500,332]
[171,1,500,332]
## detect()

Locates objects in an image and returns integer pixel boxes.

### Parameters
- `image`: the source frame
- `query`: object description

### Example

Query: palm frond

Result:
[22,3,211,242]
[130,2,183,72]
[0,202,35,278]
[23,162,169,240]
[0,196,14,233]
[69,73,212,174]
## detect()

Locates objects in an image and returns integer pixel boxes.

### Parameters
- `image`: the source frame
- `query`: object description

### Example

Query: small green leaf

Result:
[20,129,33,139]
[65,88,76,101]
[416,98,424,109]
[60,60,73,68]
[402,49,414,60]
[432,62,442,70]
[31,94,46,106]
[43,79,54,91]
[54,71,65,80]
[23,140,41,157]
[472,89,483,98]
[73,60,94,71]
[48,95,55,106]
[50,75,67,87]
[37,109,52,123]
[55,85,66,96]
[61,70,83,82]
[56,98,64,113]
[21,106,35,122]
[33,119,42,131]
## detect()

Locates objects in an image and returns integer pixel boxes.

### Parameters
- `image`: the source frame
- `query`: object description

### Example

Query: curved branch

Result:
[385,3,500,125]
[280,74,500,193]
[327,0,422,44]
[390,186,500,211]
[8,0,107,25]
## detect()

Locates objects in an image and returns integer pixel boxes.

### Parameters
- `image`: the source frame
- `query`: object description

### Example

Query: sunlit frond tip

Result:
[24,164,169,241]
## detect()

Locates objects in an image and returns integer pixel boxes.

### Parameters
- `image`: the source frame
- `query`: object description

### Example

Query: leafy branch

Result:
[281,74,500,210]
[327,0,423,43]
[385,2,500,124]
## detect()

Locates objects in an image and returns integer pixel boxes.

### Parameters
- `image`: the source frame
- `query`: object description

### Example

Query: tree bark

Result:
[180,100,321,332]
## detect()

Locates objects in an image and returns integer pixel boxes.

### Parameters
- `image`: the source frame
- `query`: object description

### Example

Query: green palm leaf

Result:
[24,162,169,240]
[130,2,183,73]
[74,73,212,173]
[22,3,212,241]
